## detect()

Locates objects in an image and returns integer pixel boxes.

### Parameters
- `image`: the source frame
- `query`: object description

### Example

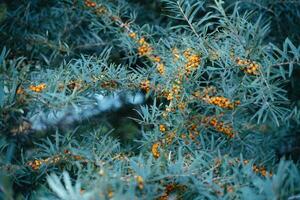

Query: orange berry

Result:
[159,124,166,132]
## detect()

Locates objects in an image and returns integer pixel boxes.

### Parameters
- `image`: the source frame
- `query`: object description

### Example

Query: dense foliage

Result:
[1,0,300,199]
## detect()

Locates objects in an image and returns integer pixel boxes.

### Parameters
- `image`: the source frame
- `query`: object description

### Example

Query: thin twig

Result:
[177,1,200,39]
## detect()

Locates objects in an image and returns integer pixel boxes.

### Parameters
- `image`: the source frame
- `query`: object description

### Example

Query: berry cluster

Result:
[204,96,240,109]
[100,80,118,89]
[188,123,200,138]
[128,32,137,39]
[192,87,239,110]
[165,131,176,144]
[212,157,272,197]
[159,75,186,118]
[27,156,60,170]
[211,177,235,197]
[159,124,167,132]
[156,63,165,75]
[229,158,273,177]
[158,184,186,200]
[128,32,166,76]
[179,123,201,144]
[252,164,271,177]
[151,142,161,158]
[140,79,151,93]
[27,159,43,170]
[27,150,85,170]
[82,3,267,170]
[203,117,235,138]
[153,128,177,158]
[137,37,153,56]
[183,49,201,74]
[164,84,182,101]
[84,0,96,8]
[235,57,260,75]
[177,102,186,111]
[29,83,46,93]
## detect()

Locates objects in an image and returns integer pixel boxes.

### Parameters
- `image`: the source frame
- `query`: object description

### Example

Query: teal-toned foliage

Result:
[1,0,300,199]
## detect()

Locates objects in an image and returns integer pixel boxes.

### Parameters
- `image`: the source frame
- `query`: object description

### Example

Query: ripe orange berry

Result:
[151,56,161,63]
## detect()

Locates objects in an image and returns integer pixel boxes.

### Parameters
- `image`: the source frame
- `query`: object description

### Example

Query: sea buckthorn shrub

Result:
[1,0,300,199]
